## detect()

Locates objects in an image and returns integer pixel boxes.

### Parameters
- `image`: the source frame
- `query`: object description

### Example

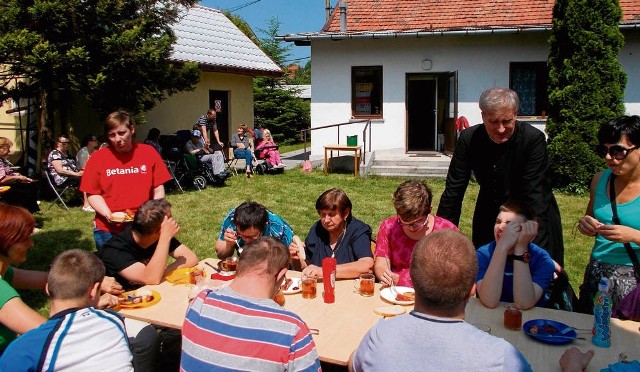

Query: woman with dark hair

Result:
[144,128,162,155]
[0,137,39,213]
[577,115,640,313]
[294,188,373,279]
[0,204,46,354]
[374,180,458,287]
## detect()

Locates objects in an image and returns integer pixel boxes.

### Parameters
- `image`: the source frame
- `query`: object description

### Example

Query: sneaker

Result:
[82,205,95,212]
[32,227,43,234]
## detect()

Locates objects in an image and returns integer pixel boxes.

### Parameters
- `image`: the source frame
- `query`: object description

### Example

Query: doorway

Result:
[405,73,457,154]
[209,90,230,145]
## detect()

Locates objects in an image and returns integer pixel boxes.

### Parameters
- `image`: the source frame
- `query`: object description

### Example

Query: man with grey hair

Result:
[437,87,564,266]
[349,230,532,371]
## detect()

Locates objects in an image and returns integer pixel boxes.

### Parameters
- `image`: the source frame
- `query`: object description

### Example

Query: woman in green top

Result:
[0,204,47,353]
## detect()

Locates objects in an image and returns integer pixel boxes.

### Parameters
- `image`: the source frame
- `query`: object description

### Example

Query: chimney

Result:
[325,0,332,24]
[339,1,347,32]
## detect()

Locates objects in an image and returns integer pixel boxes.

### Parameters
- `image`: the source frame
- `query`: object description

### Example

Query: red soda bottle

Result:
[322,257,336,303]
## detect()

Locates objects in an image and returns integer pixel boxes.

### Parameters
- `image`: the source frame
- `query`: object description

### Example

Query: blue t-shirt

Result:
[476,241,555,306]
[217,208,294,251]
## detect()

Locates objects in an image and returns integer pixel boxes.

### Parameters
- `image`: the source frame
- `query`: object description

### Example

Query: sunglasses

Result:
[595,145,638,160]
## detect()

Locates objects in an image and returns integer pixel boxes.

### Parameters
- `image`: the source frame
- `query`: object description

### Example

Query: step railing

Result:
[300,119,372,164]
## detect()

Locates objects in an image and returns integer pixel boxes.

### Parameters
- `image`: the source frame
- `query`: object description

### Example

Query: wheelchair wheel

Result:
[193,175,207,190]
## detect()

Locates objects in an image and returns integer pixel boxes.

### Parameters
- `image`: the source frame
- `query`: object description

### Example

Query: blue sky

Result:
[199,0,329,64]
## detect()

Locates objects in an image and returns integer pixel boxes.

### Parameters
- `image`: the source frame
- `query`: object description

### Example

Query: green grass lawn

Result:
[23,167,592,314]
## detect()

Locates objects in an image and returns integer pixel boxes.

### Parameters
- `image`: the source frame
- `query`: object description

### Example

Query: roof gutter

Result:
[278,22,640,43]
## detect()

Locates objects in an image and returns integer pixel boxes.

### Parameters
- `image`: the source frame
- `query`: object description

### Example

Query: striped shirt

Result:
[181,286,320,372]
[0,307,133,371]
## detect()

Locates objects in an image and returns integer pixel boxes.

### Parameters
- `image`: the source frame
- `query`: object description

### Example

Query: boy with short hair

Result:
[0,249,133,371]
[475,201,555,309]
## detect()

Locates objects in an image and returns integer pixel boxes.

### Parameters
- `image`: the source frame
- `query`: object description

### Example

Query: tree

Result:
[546,0,626,192]
[253,18,309,144]
[0,0,201,119]
[286,60,311,85]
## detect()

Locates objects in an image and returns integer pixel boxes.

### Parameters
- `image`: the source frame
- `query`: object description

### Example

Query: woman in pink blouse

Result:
[374,180,458,287]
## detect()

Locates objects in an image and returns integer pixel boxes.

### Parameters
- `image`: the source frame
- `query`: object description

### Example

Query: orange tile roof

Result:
[322,0,640,33]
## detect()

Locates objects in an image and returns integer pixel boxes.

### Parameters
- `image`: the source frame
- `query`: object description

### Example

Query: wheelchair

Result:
[254,146,284,175]
[161,133,227,190]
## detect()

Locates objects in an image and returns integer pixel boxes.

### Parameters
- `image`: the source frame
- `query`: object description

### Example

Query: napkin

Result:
[211,272,236,281]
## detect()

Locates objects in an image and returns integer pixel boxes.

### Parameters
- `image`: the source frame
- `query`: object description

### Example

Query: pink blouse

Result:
[375,215,458,287]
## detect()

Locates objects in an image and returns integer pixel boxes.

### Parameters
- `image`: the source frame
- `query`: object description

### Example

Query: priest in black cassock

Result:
[437,87,564,266]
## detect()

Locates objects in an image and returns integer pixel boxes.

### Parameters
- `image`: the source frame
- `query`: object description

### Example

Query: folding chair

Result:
[163,160,184,193]
[42,166,80,210]
[225,147,239,176]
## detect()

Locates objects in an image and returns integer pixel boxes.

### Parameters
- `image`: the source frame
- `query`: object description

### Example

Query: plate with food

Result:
[281,277,302,295]
[523,319,578,345]
[0,186,10,193]
[117,289,161,309]
[380,286,415,305]
[110,211,134,223]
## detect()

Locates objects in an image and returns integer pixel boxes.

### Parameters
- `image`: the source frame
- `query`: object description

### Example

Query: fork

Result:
[385,256,398,295]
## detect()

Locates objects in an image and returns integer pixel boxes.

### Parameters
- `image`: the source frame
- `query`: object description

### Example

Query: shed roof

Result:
[172,5,282,77]
[279,0,640,41]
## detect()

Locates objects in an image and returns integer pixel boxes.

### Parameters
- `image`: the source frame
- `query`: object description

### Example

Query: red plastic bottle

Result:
[322,257,336,303]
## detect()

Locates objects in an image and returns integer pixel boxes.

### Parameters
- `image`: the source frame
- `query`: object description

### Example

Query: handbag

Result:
[609,173,640,321]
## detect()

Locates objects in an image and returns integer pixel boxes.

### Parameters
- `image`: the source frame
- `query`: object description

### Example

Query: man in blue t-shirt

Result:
[215,201,302,259]
[475,200,555,309]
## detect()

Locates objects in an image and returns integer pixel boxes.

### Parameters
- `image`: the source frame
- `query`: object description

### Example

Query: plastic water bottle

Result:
[592,278,611,348]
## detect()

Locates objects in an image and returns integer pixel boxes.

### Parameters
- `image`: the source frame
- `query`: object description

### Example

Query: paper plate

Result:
[165,268,192,285]
[523,319,577,345]
[282,278,302,295]
[117,290,161,309]
[380,286,415,305]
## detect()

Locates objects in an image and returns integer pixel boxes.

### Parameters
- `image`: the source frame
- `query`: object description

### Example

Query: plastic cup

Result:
[504,304,523,331]
[301,275,317,299]
[354,273,375,297]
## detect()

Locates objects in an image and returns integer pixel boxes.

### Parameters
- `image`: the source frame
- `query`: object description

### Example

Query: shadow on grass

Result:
[19,228,95,312]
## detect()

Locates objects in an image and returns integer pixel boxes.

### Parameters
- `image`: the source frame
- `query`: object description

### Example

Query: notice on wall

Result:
[355,83,373,115]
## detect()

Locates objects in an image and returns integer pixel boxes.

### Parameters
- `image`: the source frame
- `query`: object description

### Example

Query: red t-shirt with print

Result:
[81,143,171,233]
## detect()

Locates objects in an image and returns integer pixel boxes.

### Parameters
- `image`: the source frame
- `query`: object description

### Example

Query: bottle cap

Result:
[598,278,609,292]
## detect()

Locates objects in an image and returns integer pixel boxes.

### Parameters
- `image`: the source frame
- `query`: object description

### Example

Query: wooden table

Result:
[118,262,640,370]
[324,145,362,176]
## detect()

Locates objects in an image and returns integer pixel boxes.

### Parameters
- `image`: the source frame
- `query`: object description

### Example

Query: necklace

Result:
[330,227,347,258]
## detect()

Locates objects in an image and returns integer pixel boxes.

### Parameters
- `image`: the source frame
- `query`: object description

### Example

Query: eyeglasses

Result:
[397,215,429,230]
[596,144,638,160]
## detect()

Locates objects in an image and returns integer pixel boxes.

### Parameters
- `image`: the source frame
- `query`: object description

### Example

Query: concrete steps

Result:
[366,149,451,178]
[369,159,449,178]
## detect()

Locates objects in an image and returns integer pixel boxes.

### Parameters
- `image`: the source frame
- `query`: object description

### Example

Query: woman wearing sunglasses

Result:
[373,181,458,287]
[576,115,640,313]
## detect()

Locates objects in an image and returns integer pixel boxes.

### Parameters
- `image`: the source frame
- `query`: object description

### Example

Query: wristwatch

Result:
[512,252,531,263]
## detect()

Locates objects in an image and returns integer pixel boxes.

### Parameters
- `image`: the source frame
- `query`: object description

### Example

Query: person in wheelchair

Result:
[184,130,228,181]
[255,129,285,169]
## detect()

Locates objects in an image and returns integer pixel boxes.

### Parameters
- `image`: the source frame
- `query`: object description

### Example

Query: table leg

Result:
[324,147,328,176]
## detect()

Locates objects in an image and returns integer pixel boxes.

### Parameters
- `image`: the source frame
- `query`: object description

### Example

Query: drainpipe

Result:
[339,1,347,32]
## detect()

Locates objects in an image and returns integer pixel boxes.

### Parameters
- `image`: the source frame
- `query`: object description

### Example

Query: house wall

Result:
[143,71,254,137]
[310,31,640,155]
